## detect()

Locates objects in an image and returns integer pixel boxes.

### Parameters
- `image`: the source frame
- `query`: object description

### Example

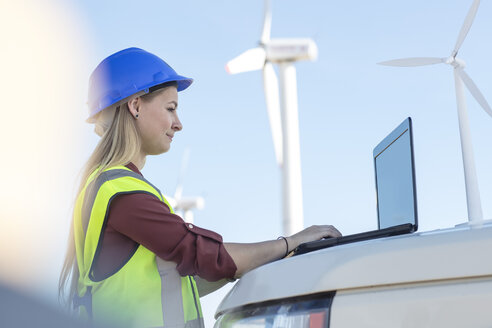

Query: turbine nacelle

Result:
[174,197,205,211]
[225,38,318,75]
[265,38,318,63]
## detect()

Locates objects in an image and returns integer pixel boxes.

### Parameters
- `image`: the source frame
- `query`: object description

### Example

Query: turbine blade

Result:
[260,0,272,44]
[263,63,283,166]
[457,68,492,118]
[453,0,480,56]
[378,57,444,67]
[225,48,266,74]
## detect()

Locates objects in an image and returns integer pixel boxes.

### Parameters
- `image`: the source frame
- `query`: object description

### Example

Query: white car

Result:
[214,221,492,327]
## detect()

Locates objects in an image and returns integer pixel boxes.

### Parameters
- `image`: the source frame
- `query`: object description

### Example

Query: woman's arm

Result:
[224,225,341,278]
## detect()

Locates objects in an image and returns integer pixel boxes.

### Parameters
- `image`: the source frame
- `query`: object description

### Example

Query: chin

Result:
[146,145,170,156]
[159,145,171,154]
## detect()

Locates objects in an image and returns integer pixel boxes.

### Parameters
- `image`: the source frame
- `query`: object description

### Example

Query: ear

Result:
[127,97,141,119]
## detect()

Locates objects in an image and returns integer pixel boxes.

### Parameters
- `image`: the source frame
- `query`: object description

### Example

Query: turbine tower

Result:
[379,0,492,224]
[225,0,317,236]
[167,148,205,223]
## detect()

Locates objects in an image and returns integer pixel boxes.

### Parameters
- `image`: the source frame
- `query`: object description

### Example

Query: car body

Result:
[214,221,492,327]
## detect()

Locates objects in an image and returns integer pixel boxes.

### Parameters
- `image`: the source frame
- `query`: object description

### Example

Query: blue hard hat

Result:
[87,47,193,120]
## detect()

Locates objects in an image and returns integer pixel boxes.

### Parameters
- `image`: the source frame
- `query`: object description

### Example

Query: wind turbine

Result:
[225,0,318,236]
[379,0,492,224]
[166,148,205,223]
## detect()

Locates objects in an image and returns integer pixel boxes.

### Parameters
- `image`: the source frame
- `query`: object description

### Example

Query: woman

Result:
[59,47,341,328]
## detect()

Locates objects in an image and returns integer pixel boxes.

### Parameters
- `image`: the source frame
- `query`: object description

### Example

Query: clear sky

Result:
[1,0,491,326]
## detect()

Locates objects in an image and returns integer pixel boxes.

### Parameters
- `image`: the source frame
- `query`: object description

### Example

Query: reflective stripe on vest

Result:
[73,166,204,327]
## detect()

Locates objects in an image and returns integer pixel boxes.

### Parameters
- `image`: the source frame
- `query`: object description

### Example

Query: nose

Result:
[173,113,183,131]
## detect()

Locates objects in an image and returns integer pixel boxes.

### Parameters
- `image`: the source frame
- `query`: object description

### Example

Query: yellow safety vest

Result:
[73,166,203,327]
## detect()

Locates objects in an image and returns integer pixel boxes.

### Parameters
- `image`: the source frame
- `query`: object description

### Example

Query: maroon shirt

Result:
[92,163,237,281]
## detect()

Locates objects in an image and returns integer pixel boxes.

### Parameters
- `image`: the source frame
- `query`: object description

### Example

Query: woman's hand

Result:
[286,225,342,252]
[224,224,341,278]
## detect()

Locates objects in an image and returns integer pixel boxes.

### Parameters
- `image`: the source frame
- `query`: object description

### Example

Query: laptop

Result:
[293,117,418,256]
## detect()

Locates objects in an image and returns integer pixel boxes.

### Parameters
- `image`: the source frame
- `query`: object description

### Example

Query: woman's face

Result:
[135,86,182,155]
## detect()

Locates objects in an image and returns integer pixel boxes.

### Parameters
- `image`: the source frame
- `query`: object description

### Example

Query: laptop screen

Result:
[292,117,418,256]
[373,117,418,230]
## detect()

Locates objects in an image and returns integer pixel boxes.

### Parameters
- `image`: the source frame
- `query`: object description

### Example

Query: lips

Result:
[166,134,173,141]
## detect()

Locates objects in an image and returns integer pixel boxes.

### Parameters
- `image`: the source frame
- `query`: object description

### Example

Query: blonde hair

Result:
[58,86,174,308]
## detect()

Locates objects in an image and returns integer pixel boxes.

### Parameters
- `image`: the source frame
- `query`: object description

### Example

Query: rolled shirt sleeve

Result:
[107,192,237,281]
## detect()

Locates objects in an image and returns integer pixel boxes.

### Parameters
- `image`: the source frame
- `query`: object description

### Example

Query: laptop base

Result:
[293,223,415,256]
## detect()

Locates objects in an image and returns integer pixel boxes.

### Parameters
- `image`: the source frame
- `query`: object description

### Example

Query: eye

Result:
[166,107,176,112]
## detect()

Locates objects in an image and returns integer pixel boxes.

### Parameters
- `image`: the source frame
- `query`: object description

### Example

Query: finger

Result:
[322,225,342,238]
[329,225,342,237]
